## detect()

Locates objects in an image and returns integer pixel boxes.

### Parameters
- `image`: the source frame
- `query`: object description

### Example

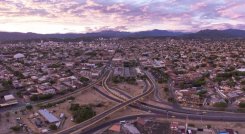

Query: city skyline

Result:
[0,0,245,34]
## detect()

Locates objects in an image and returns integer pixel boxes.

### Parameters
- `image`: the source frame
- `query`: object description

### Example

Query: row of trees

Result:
[112,76,137,84]
[30,94,54,101]
[123,60,138,67]
[215,71,245,83]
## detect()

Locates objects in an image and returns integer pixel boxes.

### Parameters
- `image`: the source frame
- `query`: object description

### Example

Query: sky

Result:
[0,0,245,34]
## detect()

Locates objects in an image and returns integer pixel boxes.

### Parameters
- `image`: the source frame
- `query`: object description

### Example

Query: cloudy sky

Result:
[0,0,244,34]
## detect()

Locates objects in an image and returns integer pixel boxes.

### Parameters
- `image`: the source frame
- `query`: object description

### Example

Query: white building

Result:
[14,53,25,59]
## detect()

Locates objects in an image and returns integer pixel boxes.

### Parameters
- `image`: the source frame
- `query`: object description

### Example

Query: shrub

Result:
[168,97,175,103]
[241,80,245,85]
[30,94,54,101]
[192,77,206,87]
[69,104,96,123]
[80,76,90,83]
[239,102,245,108]
[10,125,21,131]
[49,124,57,130]
[26,104,33,110]
[213,102,228,108]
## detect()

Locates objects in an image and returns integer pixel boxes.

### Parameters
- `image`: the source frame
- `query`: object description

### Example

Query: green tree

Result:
[10,125,21,132]
[49,124,57,130]
[26,104,33,110]
[69,104,96,123]
[213,102,228,108]
[1,80,12,89]
[80,76,90,83]
[239,102,245,108]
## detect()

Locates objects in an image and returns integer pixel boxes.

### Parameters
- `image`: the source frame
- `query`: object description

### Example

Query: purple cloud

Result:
[0,0,244,33]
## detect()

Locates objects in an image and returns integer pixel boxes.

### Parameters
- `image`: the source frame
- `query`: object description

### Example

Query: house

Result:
[0,94,18,107]
[14,53,25,59]
[108,124,121,133]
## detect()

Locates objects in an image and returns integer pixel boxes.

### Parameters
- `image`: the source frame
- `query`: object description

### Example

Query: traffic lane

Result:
[95,81,245,121]
[94,87,245,121]
[81,114,160,134]
[93,87,245,122]
[81,112,245,134]
[57,85,153,134]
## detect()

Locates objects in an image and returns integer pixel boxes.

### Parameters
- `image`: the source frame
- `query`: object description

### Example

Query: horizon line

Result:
[0,28,244,35]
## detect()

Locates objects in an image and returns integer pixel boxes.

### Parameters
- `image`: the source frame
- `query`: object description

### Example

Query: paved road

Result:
[0,44,120,113]
[56,66,245,134]
[81,114,162,134]
[80,113,245,134]
[56,75,154,134]
[80,77,245,134]
[97,73,245,121]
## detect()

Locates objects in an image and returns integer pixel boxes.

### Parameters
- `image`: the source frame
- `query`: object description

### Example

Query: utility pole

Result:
[185,114,189,133]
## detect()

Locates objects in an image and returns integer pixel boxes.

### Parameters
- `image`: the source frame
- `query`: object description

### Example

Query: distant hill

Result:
[83,30,131,37]
[131,29,184,37]
[0,29,244,41]
[185,29,245,38]
[0,29,185,41]
[0,32,83,41]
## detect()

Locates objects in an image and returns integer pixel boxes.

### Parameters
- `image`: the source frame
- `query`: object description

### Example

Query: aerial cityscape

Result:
[0,0,245,134]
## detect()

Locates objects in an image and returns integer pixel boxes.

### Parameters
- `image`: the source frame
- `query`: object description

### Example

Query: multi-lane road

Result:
[78,69,245,133]
[56,70,154,134]
[57,68,245,134]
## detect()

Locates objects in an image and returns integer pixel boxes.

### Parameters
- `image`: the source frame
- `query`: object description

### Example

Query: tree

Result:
[227,79,236,87]
[213,102,228,108]
[13,71,24,79]
[16,91,23,98]
[241,80,245,85]
[49,124,57,130]
[70,104,96,123]
[5,112,10,118]
[207,124,212,129]
[239,102,245,108]
[80,76,90,83]
[242,87,245,92]
[10,125,21,132]
[26,104,33,110]
[192,77,206,87]
[30,94,38,101]
[30,94,54,101]
[168,97,175,103]
[70,103,80,111]
[1,80,12,89]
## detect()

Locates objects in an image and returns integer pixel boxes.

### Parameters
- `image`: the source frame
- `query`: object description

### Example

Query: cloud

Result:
[0,0,244,33]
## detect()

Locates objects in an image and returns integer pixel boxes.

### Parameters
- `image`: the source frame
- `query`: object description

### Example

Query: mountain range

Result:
[0,29,244,41]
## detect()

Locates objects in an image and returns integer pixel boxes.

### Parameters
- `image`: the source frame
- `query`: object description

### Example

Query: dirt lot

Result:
[158,83,169,99]
[0,111,19,134]
[19,88,117,133]
[110,80,145,97]
[49,88,116,130]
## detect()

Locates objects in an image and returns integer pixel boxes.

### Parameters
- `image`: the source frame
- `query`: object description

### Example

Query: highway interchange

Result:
[1,45,244,134]
[53,45,245,133]
[56,67,245,134]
